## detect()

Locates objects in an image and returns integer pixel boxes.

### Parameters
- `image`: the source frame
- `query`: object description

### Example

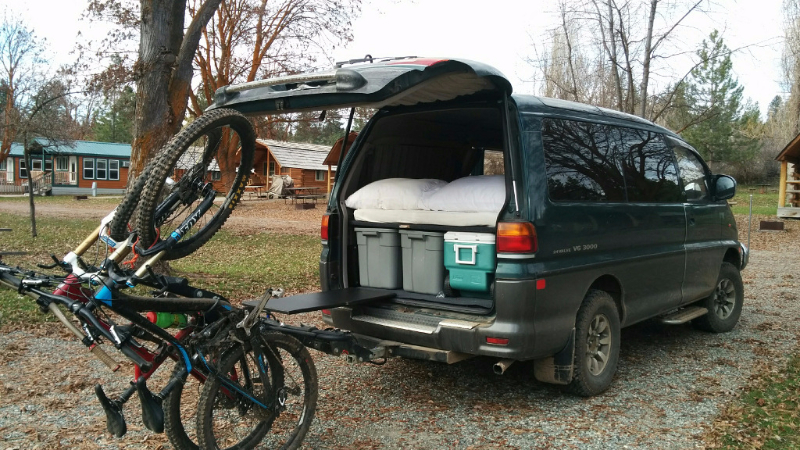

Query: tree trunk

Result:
[23,134,36,238]
[639,0,658,118]
[605,0,624,111]
[128,0,224,186]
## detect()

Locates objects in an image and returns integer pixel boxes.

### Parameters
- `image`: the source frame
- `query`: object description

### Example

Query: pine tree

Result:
[680,31,759,165]
[92,86,135,143]
[682,30,761,174]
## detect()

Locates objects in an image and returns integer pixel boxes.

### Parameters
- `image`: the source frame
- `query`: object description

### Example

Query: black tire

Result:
[136,108,255,260]
[164,345,245,450]
[164,364,203,450]
[197,332,318,450]
[567,290,621,397]
[692,262,744,333]
[107,164,152,243]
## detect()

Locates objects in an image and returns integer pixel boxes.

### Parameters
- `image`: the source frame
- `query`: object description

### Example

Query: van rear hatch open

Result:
[207,57,512,114]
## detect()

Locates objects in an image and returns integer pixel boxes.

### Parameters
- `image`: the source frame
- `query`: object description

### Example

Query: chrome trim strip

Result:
[438,320,479,330]
[353,315,437,334]
[497,253,536,260]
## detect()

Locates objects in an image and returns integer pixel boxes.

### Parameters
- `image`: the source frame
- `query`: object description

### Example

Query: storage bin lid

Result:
[444,231,496,244]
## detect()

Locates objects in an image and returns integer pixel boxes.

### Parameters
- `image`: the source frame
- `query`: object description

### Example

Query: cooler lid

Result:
[444,231,496,244]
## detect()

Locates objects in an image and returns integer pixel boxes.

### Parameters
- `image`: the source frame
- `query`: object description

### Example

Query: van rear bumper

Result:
[327,279,544,360]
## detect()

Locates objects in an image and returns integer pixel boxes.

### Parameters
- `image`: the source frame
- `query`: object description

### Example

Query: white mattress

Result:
[354,209,498,227]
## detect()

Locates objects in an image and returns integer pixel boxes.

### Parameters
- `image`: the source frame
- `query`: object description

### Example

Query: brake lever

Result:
[37,254,71,273]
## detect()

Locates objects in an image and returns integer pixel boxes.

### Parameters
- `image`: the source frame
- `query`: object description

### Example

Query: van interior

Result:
[336,103,507,315]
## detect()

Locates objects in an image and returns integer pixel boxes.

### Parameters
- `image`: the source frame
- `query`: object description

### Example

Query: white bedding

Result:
[354,209,498,227]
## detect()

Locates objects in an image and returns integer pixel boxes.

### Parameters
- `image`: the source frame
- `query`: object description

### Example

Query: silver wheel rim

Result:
[713,278,736,319]
[585,314,612,376]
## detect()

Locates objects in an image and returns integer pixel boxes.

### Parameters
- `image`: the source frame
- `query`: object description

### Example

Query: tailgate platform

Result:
[245,287,396,314]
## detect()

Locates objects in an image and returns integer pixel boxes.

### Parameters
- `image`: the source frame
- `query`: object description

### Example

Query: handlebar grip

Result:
[90,345,121,372]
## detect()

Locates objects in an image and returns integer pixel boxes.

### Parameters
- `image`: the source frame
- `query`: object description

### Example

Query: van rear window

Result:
[542,118,681,203]
[542,119,625,202]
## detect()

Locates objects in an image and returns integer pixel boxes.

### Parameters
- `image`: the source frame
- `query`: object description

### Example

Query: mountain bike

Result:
[1,107,389,449]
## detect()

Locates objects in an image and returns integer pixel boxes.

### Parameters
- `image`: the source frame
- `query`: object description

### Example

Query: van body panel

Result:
[682,202,727,302]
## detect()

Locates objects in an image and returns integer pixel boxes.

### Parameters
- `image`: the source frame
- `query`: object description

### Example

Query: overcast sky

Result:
[8,0,787,117]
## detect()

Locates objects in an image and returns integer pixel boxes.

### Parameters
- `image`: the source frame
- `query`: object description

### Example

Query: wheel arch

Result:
[588,274,625,324]
[723,247,741,269]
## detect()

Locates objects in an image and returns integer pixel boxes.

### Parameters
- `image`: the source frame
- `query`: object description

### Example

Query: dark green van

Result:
[209,57,748,396]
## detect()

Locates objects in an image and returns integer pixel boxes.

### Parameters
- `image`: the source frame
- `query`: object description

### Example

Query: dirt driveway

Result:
[1,199,798,449]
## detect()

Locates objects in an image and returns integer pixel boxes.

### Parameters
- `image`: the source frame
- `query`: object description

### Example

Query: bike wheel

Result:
[136,108,255,260]
[197,332,318,450]
[164,364,205,450]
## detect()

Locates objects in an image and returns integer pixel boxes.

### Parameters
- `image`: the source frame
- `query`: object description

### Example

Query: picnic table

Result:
[284,186,325,209]
[244,185,265,199]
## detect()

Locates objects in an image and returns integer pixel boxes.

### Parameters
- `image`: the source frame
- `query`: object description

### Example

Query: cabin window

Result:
[19,160,28,178]
[315,170,325,181]
[56,156,68,171]
[109,160,120,181]
[83,159,95,179]
[96,159,108,180]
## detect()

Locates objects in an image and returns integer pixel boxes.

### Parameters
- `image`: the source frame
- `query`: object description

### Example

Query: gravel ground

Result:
[0,207,798,449]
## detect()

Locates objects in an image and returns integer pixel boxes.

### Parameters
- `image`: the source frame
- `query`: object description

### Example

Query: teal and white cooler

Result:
[444,232,496,292]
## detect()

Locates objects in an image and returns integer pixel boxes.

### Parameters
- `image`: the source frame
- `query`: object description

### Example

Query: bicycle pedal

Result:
[135,377,164,433]
[95,384,127,438]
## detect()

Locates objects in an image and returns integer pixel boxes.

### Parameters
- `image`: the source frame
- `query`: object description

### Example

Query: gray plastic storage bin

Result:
[400,230,445,295]
[355,228,402,289]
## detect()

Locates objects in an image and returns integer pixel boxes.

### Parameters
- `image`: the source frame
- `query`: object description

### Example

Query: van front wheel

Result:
[692,262,743,333]
[568,290,621,397]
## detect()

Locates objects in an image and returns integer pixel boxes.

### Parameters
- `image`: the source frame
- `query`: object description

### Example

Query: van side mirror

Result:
[713,174,736,201]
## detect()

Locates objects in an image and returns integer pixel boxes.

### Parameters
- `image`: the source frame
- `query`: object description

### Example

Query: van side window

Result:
[673,146,709,201]
[542,118,625,202]
[615,128,681,202]
[483,150,504,175]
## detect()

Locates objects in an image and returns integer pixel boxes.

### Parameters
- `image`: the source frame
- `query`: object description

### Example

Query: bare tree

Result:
[528,0,708,119]
[0,15,46,163]
[87,0,224,184]
[186,0,358,187]
[784,0,800,133]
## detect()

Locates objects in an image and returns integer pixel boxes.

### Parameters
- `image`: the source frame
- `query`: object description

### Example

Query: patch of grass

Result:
[171,230,321,300]
[0,214,101,265]
[708,355,800,449]
[0,289,52,326]
[729,186,779,216]
[1,211,322,323]
[0,195,121,205]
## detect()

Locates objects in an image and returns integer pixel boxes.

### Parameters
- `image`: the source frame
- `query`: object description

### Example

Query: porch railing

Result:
[53,171,78,186]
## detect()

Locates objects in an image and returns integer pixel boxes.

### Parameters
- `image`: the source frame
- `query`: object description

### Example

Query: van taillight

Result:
[321,214,330,240]
[496,222,537,253]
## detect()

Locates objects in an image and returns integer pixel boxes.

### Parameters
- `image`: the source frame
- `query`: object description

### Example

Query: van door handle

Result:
[688,217,696,226]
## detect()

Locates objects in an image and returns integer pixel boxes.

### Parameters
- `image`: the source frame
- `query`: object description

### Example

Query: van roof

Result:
[513,95,681,139]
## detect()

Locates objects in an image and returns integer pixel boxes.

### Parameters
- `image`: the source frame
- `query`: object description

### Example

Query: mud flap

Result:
[533,328,575,385]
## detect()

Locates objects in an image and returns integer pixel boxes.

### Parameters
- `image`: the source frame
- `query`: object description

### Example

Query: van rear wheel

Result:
[568,290,620,397]
[692,262,743,333]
